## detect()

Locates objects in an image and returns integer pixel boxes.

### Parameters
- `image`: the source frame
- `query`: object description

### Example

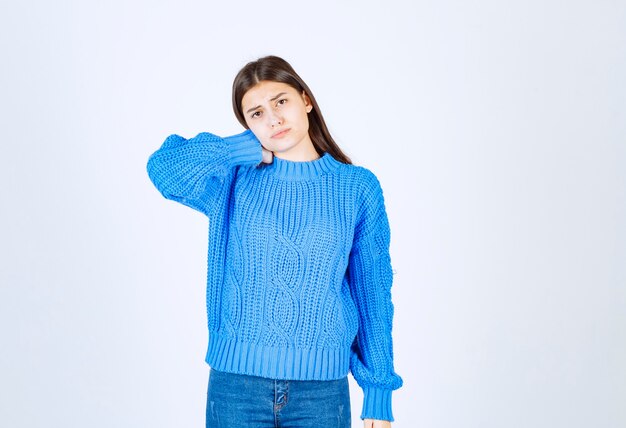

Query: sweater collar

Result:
[262,152,341,180]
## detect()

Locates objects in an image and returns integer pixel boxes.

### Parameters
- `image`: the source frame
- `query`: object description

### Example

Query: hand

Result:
[261,146,274,164]
[363,419,391,428]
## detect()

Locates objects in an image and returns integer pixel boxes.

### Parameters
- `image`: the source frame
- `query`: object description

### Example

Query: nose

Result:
[268,110,283,127]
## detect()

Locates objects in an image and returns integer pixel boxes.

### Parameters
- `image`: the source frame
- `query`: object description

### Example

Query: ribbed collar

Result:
[262,152,342,181]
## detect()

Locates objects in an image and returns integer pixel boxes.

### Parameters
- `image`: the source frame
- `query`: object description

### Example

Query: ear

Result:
[301,90,313,113]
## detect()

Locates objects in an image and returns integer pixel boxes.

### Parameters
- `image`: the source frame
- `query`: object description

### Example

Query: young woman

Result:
[147,55,403,428]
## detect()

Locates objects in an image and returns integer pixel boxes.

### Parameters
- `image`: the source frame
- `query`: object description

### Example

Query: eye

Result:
[277,99,287,105]
[250,111,261,119]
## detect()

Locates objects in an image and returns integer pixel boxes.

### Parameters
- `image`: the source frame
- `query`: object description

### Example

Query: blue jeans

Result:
[206,368,351,427]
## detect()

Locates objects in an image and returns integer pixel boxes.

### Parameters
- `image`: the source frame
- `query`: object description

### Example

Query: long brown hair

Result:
[232,56,352,164]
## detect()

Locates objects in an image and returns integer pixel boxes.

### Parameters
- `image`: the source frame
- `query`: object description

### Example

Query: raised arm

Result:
[146,129,263,216]
[348,171,403,422]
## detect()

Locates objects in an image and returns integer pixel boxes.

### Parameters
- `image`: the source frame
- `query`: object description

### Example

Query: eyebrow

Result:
[245,92,288,114]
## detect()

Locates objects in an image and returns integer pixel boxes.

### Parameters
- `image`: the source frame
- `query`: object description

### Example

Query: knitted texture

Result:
[146,129,403,421]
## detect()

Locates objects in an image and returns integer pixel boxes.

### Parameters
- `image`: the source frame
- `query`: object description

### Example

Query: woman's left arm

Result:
[348,170,403,423]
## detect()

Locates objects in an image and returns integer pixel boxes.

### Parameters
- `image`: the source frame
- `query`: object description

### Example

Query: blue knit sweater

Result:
[146,129,403,421]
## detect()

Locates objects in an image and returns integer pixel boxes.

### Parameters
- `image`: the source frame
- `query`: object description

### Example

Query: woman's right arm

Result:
[146,129,263,216]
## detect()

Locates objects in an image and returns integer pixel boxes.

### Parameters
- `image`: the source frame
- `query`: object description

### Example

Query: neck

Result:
[272,135,318,162]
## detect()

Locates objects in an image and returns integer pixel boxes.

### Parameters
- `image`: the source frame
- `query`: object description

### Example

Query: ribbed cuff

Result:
[223,129,263,167]
[360,387,394,421]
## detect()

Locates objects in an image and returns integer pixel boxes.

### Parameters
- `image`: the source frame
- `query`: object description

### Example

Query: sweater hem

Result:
[205,334,351,381]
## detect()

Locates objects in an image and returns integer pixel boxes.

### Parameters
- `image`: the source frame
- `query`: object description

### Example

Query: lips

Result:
[271,128,290,138]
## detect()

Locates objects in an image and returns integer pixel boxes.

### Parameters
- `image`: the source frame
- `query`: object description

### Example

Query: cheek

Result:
[299,112,311,130]
[246,122,263,135]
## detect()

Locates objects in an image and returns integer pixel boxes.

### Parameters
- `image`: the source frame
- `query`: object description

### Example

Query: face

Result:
[241,80,314,159]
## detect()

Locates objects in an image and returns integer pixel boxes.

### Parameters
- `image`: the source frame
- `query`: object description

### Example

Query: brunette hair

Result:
[232,55,352,164]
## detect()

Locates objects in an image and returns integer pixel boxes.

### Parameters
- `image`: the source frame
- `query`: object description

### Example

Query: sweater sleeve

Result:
[146,129,263,216]
[348,171,403,422]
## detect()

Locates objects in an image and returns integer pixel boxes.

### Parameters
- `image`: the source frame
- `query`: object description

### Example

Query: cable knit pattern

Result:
[146,129,403,421]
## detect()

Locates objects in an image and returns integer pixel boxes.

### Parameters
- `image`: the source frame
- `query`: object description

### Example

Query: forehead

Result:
[241,81,298,107]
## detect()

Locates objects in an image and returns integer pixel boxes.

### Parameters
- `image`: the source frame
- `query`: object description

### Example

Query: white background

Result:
[1,1,625,427]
